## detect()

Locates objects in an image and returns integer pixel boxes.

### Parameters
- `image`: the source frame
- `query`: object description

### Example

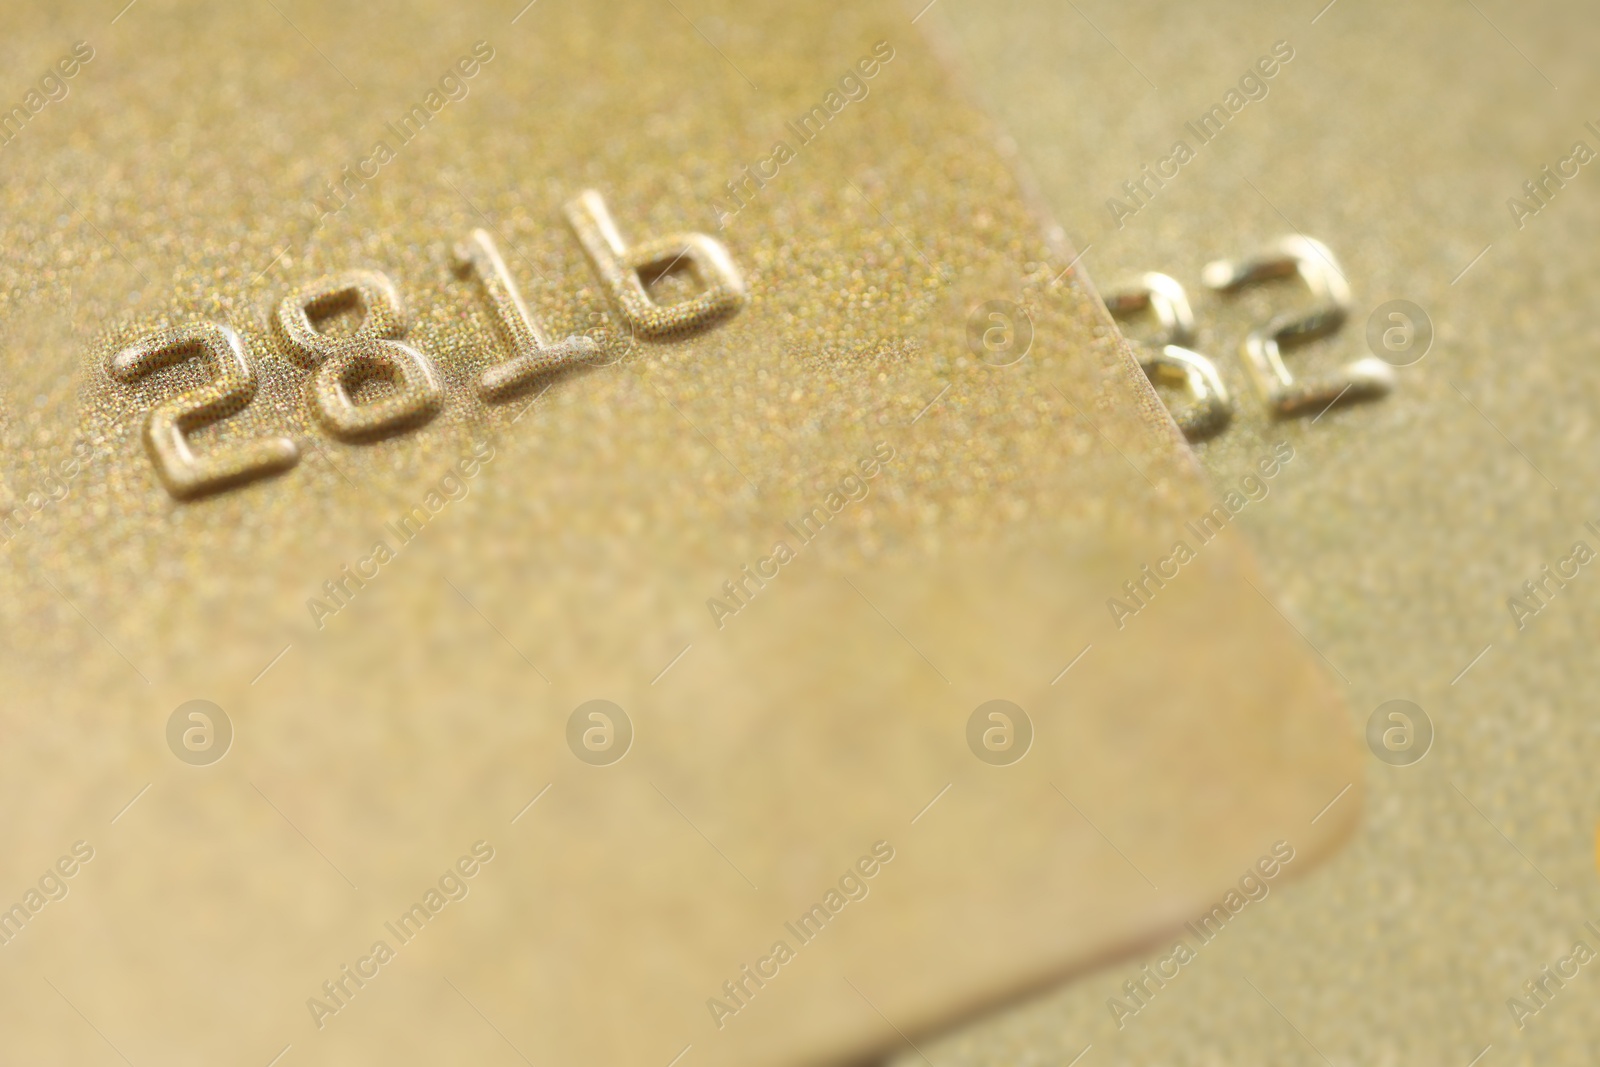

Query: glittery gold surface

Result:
[933,0,1600,1062]
[0,2,1359,1064]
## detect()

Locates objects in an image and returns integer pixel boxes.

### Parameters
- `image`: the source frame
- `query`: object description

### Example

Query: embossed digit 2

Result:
[106,190,748,501]
[108,323,299,499]
[1202,235,1394,416]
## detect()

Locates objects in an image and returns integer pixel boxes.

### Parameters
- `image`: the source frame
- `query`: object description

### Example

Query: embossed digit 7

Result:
[108,323,299,499]
[1202,235,1394,416]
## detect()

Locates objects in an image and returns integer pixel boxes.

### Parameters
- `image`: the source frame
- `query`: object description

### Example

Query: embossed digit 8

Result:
[274,270,443,441]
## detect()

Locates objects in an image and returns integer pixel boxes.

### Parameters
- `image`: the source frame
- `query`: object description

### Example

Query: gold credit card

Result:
[0,2,1357,1064]
[931,0,1600,1063]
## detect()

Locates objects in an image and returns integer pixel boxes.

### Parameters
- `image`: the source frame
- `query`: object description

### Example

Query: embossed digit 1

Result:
[274,270,443,441]
[454,229,599,400]
[564,189,746,339]
[1202,235,1394,416]
[108,323,299,499]
[1103,272,1232,441]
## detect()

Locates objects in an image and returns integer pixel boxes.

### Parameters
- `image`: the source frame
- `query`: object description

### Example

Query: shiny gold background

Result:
[0,1,1360,1065]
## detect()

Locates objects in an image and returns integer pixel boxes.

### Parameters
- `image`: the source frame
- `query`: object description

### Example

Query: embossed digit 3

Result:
[274,270,443,441]
[108,323,299,499]
[1202,235,1394,416]
[1103,272,1232,441]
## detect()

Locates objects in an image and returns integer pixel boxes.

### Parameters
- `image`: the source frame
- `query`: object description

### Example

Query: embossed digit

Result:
[108,323,299,499]
[454,229,599,400]
[1104,272,1232,441]
[1202,235,1394,416]
[564,189,746,338]
[274,270,443,440]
